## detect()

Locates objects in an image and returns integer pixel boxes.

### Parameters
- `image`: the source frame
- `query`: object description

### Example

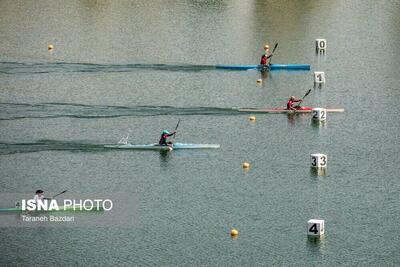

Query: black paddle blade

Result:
[52,190,67,198]
[297,89,312,108]
[268,43,278,64]
[173,119,181,139]
[175,119,181,130]
[303,89,312,99]
[272,43,278,53]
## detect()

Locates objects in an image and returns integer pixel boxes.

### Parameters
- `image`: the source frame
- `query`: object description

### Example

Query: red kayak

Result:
[237,106,344,113]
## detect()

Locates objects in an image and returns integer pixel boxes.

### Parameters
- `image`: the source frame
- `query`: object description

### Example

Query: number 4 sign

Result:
[307,219,325,236]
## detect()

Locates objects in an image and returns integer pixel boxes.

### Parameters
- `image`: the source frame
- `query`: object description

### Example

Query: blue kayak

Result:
[215,64,310,71]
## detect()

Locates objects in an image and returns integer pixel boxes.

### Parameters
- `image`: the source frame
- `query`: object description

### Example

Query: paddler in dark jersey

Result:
[159,130,176,146]
[286,96,303,110]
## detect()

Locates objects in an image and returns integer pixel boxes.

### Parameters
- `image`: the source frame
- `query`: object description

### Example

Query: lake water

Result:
[0,0,399,266]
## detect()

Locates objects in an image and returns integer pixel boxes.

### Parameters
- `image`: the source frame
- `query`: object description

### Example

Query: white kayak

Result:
[104,143,220,150]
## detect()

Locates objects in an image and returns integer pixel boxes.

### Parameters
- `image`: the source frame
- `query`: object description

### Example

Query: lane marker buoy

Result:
[242,162,250,169]
[230,229,239,237]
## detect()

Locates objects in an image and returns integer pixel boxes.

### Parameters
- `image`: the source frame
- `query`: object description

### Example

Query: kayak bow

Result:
[104,143,220,150]
[216,64,311,71]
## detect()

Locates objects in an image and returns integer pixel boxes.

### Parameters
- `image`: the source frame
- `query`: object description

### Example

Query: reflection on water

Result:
[313,83,324,90]
[260,69,269,79]
[159,150,172,168]
[310,167,327,177]
[311,120,327,129]
[306,235,327,256]
[287,113,296,125]
[286,112,311,126]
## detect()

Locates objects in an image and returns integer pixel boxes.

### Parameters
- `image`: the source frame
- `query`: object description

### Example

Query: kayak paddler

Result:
[14,190,47,208]
[34,190,45,202]
[159,130,176,146]
[260,44,271,66]
[286,96,303,110]
[34,190,52,202]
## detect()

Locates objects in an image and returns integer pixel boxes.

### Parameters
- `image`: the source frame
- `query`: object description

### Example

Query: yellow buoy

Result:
[230,229,239,237]
[248,116,256,121]
[47,44,54,51]
[257,79,262,84]
[242,162,250,169]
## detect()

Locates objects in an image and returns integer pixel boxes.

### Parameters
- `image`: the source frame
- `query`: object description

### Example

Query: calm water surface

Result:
[0,0,399,266]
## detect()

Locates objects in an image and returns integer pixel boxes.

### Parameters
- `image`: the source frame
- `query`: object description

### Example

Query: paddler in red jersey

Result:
[159,130,176,146]
[260,54,267,65]
[286,96,303,110]
[260,44,271,66]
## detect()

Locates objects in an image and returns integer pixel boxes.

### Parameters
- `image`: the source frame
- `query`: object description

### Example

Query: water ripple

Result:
[0,140,106,155]
[0,102,241,120]
[0,61,217,74]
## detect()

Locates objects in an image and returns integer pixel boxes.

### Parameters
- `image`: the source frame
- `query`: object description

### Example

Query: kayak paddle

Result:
[266,42,278,62]
[51,190,67,198]
[272,42,278,53]
[302,89,312,100]
[295,89,312,108]
[173,119,181,139]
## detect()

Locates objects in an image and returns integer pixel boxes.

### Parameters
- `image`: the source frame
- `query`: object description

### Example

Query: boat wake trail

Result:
[0,61,217,74]
[0,140,106,155]
[0,103,240,120]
